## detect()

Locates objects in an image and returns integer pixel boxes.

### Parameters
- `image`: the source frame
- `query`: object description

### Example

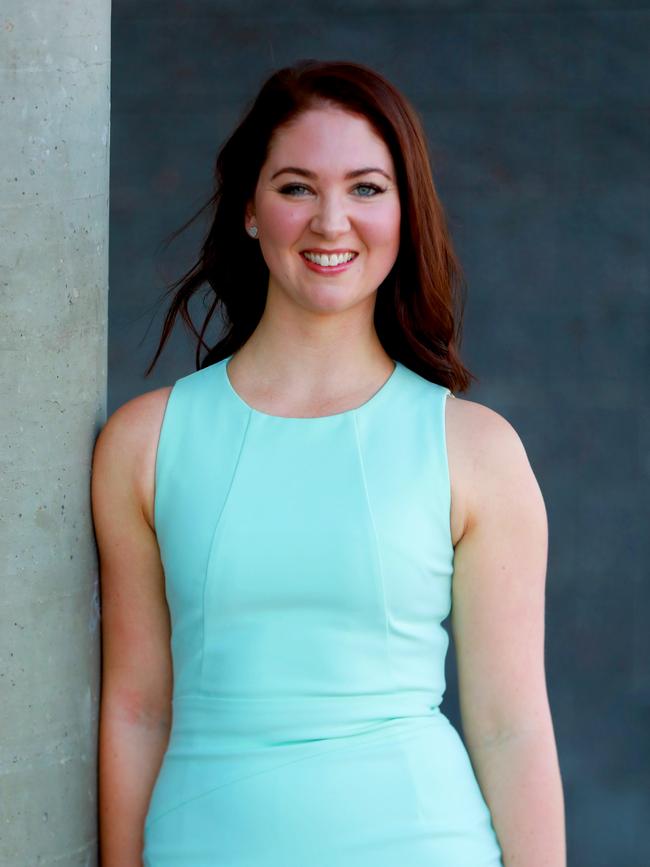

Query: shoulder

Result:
[94,385,173,463]
[92,385,173,529]
[445,393,527,466]
[444,394,545,538]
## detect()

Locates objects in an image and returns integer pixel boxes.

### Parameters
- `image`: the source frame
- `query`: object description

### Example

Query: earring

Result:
[247,225,258,238]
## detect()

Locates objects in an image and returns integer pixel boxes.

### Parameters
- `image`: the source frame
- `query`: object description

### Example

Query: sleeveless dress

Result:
[142,354,504,866]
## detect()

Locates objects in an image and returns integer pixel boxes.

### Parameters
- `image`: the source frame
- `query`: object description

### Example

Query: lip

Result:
[300,248,358,254]
[300,250,358,275]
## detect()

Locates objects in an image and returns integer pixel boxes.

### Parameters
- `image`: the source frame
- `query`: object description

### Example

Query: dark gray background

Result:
[109,2,650,864]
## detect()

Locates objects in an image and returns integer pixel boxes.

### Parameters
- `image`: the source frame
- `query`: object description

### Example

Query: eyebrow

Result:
[270,166,393,182]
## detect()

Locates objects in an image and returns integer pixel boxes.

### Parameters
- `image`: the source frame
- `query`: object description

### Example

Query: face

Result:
[246,105,401,314]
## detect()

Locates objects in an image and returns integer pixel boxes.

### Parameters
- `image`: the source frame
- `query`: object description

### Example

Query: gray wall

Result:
[1,1,110,865]
[110,3,649,865]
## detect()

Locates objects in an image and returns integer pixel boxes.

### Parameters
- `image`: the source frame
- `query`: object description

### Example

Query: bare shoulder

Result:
[92,385,173,529]
[444,393,544,545]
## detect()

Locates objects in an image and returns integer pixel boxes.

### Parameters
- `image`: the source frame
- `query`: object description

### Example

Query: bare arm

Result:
[448,399,566,867]
[91,388,173,867]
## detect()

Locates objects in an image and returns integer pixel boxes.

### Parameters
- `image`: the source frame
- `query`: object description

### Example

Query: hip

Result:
[143,701,503,866]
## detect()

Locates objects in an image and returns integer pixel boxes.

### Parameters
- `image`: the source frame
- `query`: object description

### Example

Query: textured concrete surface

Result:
[109,3,649,865]
[0,2,110,865]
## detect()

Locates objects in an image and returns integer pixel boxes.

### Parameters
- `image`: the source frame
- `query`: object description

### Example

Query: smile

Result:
[301,251,357,267]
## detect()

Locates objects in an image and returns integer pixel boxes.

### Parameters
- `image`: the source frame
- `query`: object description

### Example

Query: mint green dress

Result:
[142,354,503,866]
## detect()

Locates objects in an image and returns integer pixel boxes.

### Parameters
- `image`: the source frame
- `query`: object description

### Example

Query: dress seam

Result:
[144,716,444,831]
[351,410,397,693]
[199,408,253,686]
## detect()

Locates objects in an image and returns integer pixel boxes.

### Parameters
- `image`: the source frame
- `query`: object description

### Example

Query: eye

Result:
[278,183,313,196]
[353,183,386,197]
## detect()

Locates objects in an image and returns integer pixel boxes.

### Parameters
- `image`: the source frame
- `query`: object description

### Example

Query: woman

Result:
[92,59,565,866]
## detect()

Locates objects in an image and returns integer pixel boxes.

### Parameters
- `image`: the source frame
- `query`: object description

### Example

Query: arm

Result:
[448,400,565,867]
[91,388,174,867]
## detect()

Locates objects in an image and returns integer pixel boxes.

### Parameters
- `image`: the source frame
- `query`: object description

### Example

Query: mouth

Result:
[300,250,358,274]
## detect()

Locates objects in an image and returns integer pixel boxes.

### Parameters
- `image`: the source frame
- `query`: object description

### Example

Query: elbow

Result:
[101,681,172,732]
[464,710,557,755]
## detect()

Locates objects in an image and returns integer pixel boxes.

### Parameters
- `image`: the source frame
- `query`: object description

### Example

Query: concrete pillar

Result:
[0,3,110,864]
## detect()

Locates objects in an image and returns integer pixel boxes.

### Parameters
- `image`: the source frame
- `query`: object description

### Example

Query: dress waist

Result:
[169,690,446,749]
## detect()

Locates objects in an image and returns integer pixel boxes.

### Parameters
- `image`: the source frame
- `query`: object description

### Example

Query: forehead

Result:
[265,107,394,175]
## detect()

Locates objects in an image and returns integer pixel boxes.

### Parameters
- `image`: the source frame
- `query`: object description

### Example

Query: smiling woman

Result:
[243,105,401,314]
[143,59,469,387]
[94,59,565,867]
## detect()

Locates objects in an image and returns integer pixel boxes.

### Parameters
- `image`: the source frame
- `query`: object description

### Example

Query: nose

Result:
[309,192,351,238]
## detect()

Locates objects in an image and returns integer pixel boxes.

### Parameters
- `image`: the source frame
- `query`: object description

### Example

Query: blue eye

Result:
[279,183,311,196]
[278,182,386,197]
[354,183,385,196]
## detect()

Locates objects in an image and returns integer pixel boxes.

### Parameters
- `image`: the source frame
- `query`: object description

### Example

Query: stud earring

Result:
[247,225,258,238]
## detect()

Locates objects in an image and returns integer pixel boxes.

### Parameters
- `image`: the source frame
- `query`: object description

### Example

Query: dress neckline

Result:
[221,354,400,422]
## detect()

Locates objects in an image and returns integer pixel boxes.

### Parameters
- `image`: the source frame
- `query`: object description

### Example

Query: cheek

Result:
[359,207,401,253]
[259,201,304,243]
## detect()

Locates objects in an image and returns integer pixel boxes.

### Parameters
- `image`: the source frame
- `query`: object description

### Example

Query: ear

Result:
[244,201,255,223]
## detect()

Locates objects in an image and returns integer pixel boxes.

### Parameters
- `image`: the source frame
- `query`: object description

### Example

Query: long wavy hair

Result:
[145,58,476,392]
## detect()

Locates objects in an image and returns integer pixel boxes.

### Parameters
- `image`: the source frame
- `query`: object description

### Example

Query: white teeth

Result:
[303,251,356,266]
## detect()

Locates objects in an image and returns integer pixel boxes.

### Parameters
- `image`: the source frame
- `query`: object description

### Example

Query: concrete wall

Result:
[109,2,649,865]
[0,2,110,865]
